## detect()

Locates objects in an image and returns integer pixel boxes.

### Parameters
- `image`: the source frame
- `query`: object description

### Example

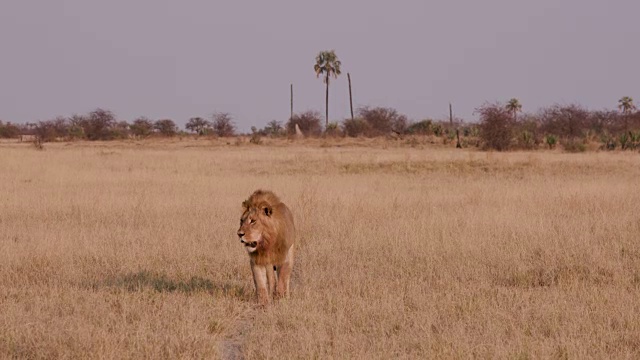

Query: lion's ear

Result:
[263,206,273,217]
[242,199,251,210]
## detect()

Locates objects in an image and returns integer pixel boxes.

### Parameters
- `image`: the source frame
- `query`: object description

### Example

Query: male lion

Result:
[237,190,295,305]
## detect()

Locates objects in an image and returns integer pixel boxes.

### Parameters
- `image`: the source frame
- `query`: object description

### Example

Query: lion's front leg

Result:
[250,261,270,305]
[276,246,294,298]
[266,264,276,297]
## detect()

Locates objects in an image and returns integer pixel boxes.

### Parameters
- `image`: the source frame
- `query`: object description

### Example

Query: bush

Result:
[407,120,433,135]
[82,108,117,140]
[432,123,444,137]
[342,118,371,137]
[617,131,640,150]
[111,121,131,139]
[131,117,154,138]
[249,127,263,144]
[186,117,211,135]
[33,121,60,142]
[212,113,236,137]
[588,110,620,136]
[286,111,322,137]
[325,122,342,137]
[357,106,408,136]
[263,120,285,137]
[562,139,586,153]
[0,121,20,138]
[475,103,515,151]
[514,115,542,149]
[154,119,178,137]
[539,104,589,140]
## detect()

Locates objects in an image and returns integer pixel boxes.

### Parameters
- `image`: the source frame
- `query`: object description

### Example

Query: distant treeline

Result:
[1,101,639,151]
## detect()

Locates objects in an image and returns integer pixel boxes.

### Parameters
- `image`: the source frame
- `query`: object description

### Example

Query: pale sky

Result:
[1,0,638,131]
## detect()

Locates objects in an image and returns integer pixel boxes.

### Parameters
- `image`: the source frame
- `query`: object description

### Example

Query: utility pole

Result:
[290,84,293,120]
[450,103,461,148]
[348,73,354,120]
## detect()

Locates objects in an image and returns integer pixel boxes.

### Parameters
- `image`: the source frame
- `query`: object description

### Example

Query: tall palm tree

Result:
[618,96,636,114]
[505,98,522,121]
[618,96,636,131]
[314,50,342,128]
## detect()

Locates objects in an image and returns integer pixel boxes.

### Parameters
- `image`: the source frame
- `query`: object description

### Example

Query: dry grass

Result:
[1,138,639,359]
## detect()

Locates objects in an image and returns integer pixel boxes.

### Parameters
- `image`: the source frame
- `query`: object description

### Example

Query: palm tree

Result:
[618,96,636,114]
[505,98,522,121]
[314,50,342,128]
[618,96,636,131]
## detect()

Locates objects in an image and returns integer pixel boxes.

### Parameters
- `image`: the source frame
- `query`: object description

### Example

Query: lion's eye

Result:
[250,219,256,225]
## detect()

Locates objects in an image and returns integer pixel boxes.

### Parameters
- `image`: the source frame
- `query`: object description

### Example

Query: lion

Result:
[237,190,295,305]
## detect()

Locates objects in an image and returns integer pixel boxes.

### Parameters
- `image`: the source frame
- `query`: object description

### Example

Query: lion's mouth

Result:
[242,240,258,248]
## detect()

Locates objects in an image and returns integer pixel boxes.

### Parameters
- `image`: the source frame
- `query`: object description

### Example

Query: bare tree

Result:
[539,104,589,140]
[212,113,236,137]
[475,102,515,151]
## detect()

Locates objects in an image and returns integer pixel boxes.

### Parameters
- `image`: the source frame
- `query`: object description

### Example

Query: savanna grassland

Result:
[1,137,639,359]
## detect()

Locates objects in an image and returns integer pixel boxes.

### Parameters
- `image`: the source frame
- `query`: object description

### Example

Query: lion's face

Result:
[237,206,272,253]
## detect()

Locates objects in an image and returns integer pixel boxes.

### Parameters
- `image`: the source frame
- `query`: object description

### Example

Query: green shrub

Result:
[562,139,586,153]
[546,135,557,149]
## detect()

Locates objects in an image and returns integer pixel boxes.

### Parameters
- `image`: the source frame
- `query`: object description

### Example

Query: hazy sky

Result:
[1,0,638,131]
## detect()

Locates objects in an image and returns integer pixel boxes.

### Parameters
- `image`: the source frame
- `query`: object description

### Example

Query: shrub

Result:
[518,131,535,149]
[432,123,444,137]
[357,106,408,136]
[31,117,71,142]
[463,125,480,137]
[629,131,640,149]
[82,108,117,140]
[617,131,640,150]
[475,103,515,151]
[130,117,154,138]
[599,134,616,150]
[0,121,20,138]
[212,113,236,137]
[562,139,586,153]
[514,114,542,149]
[186,117,211,135]
[539,104,589,140]
[407,120,433,135]
[588,110,620,136]
[249,127,262,144]
[342,118,371,137]
[263,120,285,137]
[111,121,130,139]
[325,122,342,137]
[545,135,558,149]
[286,111,322,137]
[154,119,178,137]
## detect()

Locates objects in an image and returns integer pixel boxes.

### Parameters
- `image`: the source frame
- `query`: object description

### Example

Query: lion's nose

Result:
[237,230,245,238]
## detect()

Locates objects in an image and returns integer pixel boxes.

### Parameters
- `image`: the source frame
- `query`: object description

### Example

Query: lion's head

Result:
[237,192,277,254]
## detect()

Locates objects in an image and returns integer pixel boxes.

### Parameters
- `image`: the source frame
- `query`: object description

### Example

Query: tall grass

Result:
[1,139,639,358]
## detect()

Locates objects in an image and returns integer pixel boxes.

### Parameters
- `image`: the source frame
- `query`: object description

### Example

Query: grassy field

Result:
[1,138,639,359]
